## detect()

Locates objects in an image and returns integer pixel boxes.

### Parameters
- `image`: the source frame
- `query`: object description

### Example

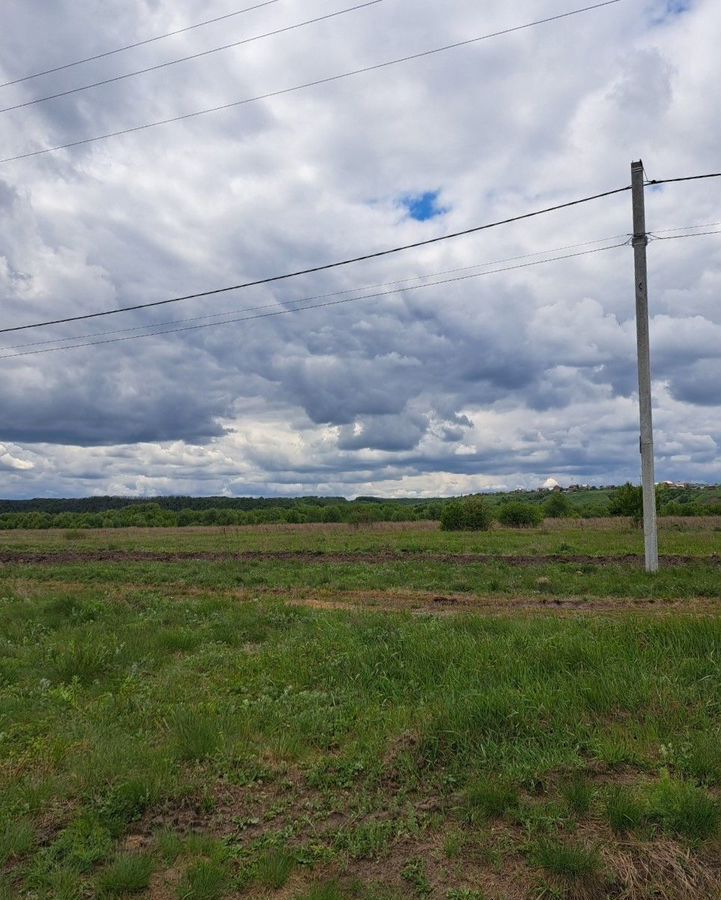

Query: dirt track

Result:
[1,549,719,567]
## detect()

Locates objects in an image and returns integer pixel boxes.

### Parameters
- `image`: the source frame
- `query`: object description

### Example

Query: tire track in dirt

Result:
[1,549,719,567]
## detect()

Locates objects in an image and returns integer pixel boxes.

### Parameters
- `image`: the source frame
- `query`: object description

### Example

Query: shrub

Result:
[440,497,492,531]
[608,483,643,525]
[543,492,571,518]
[497,502,543,528]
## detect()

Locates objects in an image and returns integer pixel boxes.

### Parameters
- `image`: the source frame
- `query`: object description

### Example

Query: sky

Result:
[0,0,719,499]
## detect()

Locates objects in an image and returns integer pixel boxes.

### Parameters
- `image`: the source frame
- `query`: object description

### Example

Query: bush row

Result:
[0,502,437,531]
[0,487,717,531]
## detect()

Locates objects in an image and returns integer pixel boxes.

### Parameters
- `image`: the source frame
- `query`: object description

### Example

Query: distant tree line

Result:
[0,485,718,530]
[0,500,437,530]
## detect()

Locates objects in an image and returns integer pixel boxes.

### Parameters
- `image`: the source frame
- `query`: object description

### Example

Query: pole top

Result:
[631,159,644,169]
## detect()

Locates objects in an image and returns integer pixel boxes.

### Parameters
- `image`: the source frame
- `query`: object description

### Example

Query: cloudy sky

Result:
[0,0,719,498]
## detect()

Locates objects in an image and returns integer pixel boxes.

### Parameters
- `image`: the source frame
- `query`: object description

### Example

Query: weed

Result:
[679,734,721,785]
[39,867,84,900]
[531,839,600,878]
[334,820,395,859]
[561,775,593,817]
[254,847,295,888]
[298,882,346,900]
[98,776,163,832]
[605,785,646,833]
[0,818,35,864]
[443,829,465,858]
[177,859,227,900]
[48,638,114,685]
[463,777,518,823]
[97,854,154,896]
[647,775,720,841]
[156,628,199,654]
[171,708,222,761]
[155,829,185,863]
[38,816,113,874]
[401,857,431,896]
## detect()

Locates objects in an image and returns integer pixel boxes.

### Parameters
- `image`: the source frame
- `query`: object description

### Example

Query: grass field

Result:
[1,519,720,898]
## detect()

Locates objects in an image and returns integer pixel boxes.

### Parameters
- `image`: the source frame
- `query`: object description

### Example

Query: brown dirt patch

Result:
[1,548,718,568]
[281,589,720,618]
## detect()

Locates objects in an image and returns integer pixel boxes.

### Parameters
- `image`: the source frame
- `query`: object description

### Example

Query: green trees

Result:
[440,496,492,531]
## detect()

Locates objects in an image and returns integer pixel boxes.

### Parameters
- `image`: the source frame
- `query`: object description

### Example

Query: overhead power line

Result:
[0,242,628,361]
[0,1,385,114]
[0,0,623,164]
[0,1,279,89]
[3,234,632,352]
[652,221,721,233]
[650,229,721,241]
[0,185,632,335]
[645,174,721,186]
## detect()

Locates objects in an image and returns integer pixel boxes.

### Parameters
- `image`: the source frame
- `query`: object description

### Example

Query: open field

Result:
[1,520,720,898]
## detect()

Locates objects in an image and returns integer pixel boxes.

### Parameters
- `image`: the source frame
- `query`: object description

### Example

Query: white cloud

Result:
[0,0,718,497]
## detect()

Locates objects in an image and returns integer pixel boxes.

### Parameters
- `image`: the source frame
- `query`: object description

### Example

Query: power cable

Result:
[0,185,632,335]
[3,234,631,351]
[0,1,384,114]
[645,174,721,186]
[0,0,623,164]
[650,229,721,241]
[0,1,279,89]
[0,242,628,361]
[651,221,721,234]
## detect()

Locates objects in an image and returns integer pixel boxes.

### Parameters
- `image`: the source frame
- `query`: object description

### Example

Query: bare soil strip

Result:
[9,577,720,618]
[1,549,719,567]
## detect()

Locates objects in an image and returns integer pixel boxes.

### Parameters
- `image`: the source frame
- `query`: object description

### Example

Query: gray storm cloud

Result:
[0,0,719,497]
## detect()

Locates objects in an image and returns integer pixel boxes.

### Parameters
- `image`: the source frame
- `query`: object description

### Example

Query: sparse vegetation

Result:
[1,518,720,896]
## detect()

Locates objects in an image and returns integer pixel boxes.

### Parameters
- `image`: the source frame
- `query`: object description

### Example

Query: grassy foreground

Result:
[1,521,720,898]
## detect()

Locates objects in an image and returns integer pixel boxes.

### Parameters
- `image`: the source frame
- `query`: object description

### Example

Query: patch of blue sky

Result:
[649,0,692,26]
[400,190,448,222]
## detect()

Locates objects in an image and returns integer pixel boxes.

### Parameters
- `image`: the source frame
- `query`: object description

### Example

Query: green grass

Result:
[531,839,601,877]
[170,708,223,761]
[254,846,295,888]
[604,777,720,841]
[647,775,720,841]
[0,819,35,865]
[3,555,720,600]
[1,520,720,896]
[462,778,519,822]
[96,853,154,895]
[560,774,593,817]
[604,785,647,833]
[177,859,227,900]
[298,882,346,900]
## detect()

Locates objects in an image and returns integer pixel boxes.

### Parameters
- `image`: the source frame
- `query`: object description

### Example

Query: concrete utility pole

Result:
[631,160,658,573]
